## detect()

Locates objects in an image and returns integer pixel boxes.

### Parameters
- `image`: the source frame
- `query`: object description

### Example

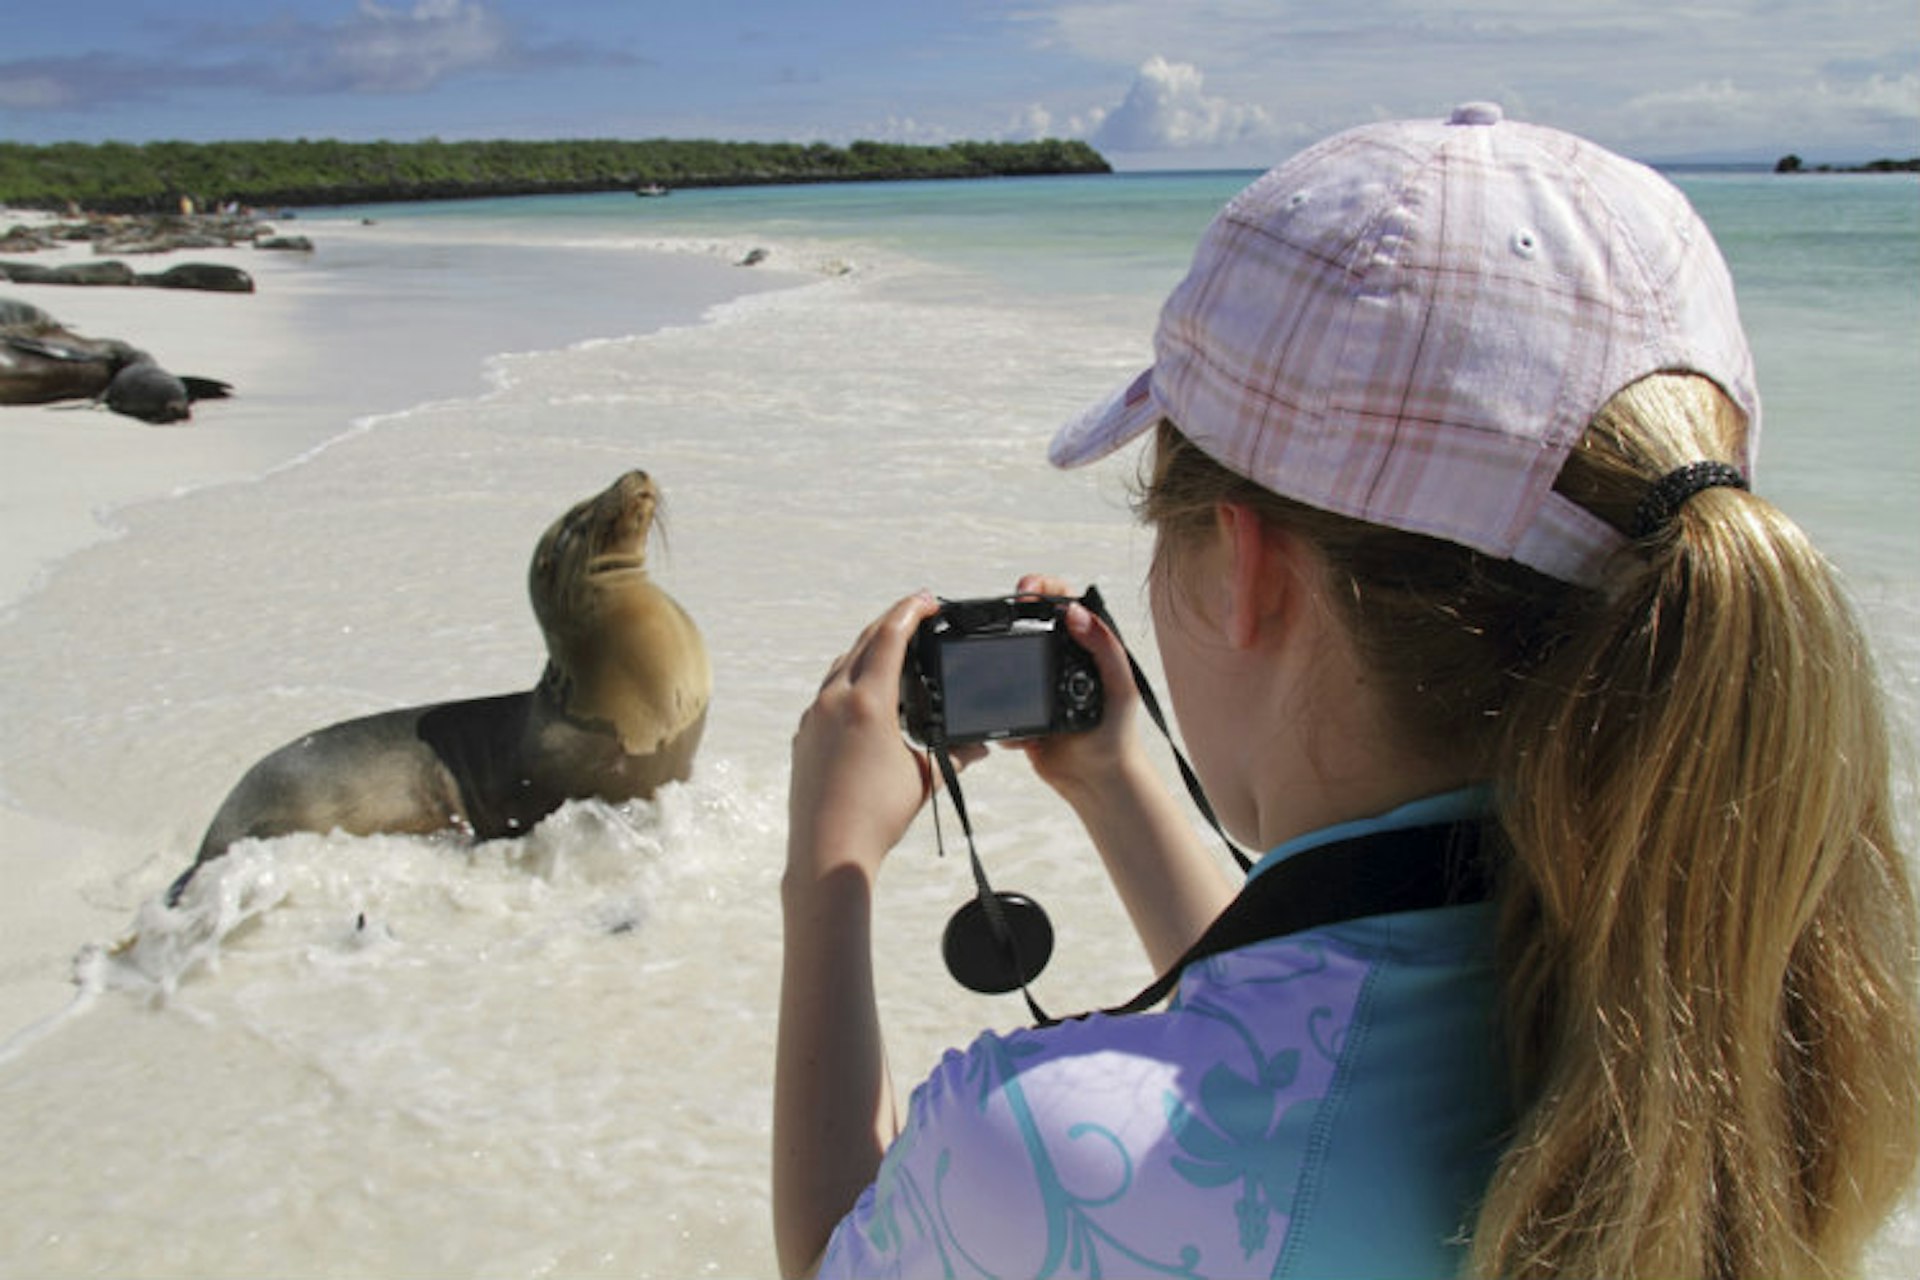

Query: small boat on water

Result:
[635,183,670,197]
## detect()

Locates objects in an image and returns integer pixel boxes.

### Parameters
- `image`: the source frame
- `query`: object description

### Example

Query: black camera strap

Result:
[927,742,1056,1026]
[1067,819,1492,1025]
[1078,586,1253,872]
[923,588,1495,1028]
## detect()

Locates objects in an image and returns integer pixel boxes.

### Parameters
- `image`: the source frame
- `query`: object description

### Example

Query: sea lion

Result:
[167,470,710,904]
[102,360,233,424]
[0,298,56,328]
[0,259,253,292]
[0,322,142,405]
[1,299,233,421]
[0,259,138,286]
[136,262,255,293]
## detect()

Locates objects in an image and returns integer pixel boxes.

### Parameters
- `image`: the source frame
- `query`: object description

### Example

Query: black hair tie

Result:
[1633,461,1748,539]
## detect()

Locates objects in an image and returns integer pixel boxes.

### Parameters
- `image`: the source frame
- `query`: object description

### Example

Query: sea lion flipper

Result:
[180,376,234,401]
[3,333,106,365]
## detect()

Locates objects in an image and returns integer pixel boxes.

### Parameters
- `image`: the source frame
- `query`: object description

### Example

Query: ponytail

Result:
[1139,376,1920,1278]
[1473,375,1920,1278]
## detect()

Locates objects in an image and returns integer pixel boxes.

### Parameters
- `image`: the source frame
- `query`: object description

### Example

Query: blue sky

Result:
[2,1,1914,167]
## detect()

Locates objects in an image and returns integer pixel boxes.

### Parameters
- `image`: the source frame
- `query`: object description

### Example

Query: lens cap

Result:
[943,892,1054,994]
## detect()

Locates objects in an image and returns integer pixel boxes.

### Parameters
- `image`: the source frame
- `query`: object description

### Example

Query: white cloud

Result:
[1089,56,1275,152]
[1012,103,1055,138]
[1016,0,1920,159]
[297,0,515,93]
[1007,100,1113,142]
[1609,72,1920,157]
[0,5,633,121]
[176,0,634,99]
[0,1,632,115]
[870,116,955,145]
[0,55,167,111]
[0,70,80,111]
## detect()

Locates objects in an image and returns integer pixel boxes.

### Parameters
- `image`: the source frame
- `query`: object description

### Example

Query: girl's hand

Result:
[1009,574,1146,802]
[1008,575,1236,968]
[787,591,952,886]
[780,593,963,1278]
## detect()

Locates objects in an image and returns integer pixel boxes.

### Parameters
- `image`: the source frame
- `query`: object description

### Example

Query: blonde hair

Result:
[1140,375,1920,1278]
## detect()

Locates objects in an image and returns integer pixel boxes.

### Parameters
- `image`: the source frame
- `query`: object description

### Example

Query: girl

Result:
[775,105,1920,1278]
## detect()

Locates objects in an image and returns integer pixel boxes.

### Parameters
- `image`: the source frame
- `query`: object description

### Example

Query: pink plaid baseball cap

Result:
[1050,102,1760,586]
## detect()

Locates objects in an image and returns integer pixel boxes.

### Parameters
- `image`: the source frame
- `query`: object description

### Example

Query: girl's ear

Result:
[1216,501,1296,651]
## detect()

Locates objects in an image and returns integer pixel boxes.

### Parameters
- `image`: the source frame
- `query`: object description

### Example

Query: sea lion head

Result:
[0,299,60,331]
[529,469,660,635]
[527,471,709,754]
[103,359,192,423]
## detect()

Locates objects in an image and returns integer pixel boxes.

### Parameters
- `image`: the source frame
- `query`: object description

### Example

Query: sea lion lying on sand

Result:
[137,262,255,293]
[0,297,233,422]
[0,259,137,286]
[0,258,253,292]
[168,470,711,904]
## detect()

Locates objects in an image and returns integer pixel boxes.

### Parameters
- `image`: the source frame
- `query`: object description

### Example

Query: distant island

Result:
[1774,154,1919,174]
[0,137,1112,214]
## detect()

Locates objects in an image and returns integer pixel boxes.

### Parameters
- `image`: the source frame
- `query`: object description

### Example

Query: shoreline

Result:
[0,205,808,610]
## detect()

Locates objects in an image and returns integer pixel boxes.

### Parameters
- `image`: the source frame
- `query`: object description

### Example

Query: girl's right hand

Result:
[1009,575,1238,968]
[1010,574,1147,804]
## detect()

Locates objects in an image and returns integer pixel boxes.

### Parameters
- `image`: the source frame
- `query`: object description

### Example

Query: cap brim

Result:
[1049,368,1160,469]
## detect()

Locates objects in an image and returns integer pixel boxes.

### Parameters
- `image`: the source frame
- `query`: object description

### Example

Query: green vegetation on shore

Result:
[1774,153,1919,174]
[0,137,1112,213]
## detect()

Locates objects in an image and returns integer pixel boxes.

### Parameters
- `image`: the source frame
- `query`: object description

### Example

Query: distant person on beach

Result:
[774,105,1920,1278]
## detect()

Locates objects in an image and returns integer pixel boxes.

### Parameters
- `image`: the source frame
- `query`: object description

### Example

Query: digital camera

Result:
[900,596,1103,748]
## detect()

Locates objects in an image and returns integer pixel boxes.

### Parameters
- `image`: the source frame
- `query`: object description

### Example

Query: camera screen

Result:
[940,633,1053,739]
